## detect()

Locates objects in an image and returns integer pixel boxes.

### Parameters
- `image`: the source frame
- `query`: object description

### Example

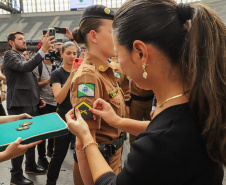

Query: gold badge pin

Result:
[104,8,110,14]
[99,65,104,70]
[17,122,33,131]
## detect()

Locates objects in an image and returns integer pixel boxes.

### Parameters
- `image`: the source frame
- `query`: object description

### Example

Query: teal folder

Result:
[0,113,68,152]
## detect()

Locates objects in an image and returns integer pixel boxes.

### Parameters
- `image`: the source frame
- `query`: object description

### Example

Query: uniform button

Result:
[89,62,93,65]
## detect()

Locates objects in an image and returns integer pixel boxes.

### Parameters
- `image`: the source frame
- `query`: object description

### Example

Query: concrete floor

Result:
[0,135,130,185]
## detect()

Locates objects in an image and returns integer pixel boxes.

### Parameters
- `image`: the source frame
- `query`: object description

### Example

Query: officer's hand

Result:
[90,98,120,127]
[66,108,91,141]
[41,32,55,53]
[1,138,42,162]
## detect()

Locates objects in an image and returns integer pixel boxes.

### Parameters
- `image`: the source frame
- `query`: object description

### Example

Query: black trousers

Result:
[37,104,57,158]
[8,106,38,177]
[0,103,6,116]
[46,108,72,185]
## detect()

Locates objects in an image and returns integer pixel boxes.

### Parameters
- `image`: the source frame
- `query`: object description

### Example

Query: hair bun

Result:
[177,3,192,24]
[72,27,84,43]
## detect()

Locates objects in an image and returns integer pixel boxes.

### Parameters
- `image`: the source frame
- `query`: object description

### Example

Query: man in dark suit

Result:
[3,31,53,185]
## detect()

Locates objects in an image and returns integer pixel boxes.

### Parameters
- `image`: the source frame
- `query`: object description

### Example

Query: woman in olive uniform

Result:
[111,57,131,140]
[70,5,125,185]
[110,57,131,108]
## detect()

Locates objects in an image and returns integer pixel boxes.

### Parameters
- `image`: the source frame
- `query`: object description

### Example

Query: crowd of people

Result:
[0,0,225,185]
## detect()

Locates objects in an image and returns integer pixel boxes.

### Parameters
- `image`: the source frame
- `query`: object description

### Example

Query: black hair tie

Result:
[177,3,192,24]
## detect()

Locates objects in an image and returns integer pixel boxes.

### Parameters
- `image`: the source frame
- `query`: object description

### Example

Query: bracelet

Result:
[1,91,6,93]
[70,39,75,41]
[83,141,98,153]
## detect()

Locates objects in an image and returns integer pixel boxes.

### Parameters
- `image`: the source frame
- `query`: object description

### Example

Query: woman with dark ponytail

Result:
[66,0,226,185]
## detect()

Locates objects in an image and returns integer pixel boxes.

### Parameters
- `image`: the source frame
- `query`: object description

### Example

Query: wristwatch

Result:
[1,91,6,93]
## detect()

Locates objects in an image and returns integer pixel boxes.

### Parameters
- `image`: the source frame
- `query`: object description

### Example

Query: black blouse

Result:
[50,67,72,110]
[95,103,223,185]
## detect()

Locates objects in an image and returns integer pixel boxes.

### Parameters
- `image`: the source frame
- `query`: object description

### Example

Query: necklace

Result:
[157,89,190,108]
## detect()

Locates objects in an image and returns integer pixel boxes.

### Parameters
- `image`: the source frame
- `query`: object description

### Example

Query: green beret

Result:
[80,5,115,24]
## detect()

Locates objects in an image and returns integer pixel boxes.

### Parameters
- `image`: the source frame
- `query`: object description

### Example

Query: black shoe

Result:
[25,165,46,175]
[10,175,33,185]
[37,157,49,171]
[47,149,53,158]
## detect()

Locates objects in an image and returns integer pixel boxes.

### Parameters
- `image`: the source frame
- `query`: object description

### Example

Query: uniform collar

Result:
[111,57,119,63]
[84,52,111,72]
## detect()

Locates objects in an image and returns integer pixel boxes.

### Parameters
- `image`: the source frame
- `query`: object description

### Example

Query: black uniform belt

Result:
[98,132,123,158]
[131,94,154,101]
[73,132,124,164]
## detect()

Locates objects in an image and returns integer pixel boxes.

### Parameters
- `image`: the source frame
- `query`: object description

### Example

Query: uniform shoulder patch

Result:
[114,72,121,79]
[78,83,95,98]
[75,101,93,120]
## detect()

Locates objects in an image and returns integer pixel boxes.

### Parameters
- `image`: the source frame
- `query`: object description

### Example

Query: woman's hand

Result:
[90,98,121,127]
[1,138,42,162]
[17,113,33,121]
[66,108,91,142]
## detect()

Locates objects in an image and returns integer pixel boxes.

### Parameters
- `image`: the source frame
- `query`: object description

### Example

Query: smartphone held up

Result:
[42,27,66,43]
[74,58,83,69]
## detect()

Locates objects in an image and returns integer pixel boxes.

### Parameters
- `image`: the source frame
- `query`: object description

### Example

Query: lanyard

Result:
[43,61,51,76]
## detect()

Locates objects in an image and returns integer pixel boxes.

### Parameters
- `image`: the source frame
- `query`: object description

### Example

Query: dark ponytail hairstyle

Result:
[113,0,226,166]
[72,19,104,46]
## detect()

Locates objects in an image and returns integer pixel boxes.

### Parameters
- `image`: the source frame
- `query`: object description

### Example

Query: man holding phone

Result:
[42,27,79,68]
[3,31,53,185]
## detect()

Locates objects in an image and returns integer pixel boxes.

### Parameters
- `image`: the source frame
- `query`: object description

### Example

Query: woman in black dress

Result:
[66,0,226,185]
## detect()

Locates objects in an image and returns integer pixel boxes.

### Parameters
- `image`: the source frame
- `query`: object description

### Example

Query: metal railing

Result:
[0,0,201,14]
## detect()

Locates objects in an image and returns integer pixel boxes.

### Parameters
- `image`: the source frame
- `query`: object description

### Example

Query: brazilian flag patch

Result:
[114,72,121,79]
[75,101,93,120]
[78,84,95,98]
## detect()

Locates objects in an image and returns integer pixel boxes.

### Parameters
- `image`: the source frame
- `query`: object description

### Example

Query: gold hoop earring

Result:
[142,64,148,79]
